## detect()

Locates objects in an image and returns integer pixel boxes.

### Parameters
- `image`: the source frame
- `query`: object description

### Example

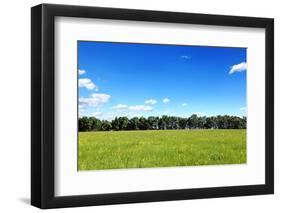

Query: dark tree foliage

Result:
[78,114,247,131]
[100,120,112,131]
[127,117,140,130]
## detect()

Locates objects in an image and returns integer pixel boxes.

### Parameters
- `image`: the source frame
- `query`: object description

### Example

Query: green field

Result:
[78,129,246,171]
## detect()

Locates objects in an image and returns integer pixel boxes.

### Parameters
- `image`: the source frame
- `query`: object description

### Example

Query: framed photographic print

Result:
[31,3,274,209]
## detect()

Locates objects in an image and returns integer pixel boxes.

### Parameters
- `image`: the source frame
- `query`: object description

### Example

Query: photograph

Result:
[78,41,247,171]
[30,3,274,209]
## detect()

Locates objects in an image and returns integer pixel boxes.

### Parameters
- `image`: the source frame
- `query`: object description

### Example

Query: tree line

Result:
[79,114,246,131]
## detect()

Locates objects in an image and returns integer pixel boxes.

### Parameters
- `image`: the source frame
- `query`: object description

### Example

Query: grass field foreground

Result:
[78,129,246,171]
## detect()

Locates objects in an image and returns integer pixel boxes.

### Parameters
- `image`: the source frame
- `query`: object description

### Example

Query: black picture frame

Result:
[31,3,274,209]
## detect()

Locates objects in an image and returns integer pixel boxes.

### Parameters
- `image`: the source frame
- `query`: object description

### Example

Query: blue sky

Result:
[78,41,247,120]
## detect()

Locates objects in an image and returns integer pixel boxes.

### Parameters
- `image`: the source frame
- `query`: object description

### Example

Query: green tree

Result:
[139,117,149,130]
[78,117,91,131]
[127,117,139,130]
[100,120,112,131]
[179,118,188,129]
[118,117,129,130]
[147,116,159,130]
[160,115,169,130]
[78,114,247,131]
[89,117,102,131]
[188,114,199,129]
[111,117,120,131]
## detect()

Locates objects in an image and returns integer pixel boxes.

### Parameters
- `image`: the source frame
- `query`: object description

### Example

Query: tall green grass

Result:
[78,129,246,170]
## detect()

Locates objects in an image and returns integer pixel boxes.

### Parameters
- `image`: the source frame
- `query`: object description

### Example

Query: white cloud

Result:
[99,111,144,121]
[79,93,111,107]
[229,62,247,74]
[92,111,103,118]
[180,55,190,59]
[78,104,85,109]
[91,112,116,121]
[145,99,157,105]
[91,93,110,103]
[79,78,98,90]
[113,104,153,112]
[113,104,128,110]
[181,103,187,107]
[78,69,86,75]
[163,98,170,104]
[240,107,246,111]
[129,105,153,112]
[240,107,247,116]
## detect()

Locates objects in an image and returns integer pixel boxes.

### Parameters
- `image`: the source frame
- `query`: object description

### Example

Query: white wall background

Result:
[0,0,279,212]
